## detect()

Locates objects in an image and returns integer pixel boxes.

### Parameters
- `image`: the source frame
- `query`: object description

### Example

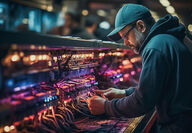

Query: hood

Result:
[139,14,186,54]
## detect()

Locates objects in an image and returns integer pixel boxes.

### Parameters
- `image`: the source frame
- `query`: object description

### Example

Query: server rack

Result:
[0,30,156,133]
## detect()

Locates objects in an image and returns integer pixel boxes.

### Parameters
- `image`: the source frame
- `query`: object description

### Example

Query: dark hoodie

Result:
[105,14,192,132]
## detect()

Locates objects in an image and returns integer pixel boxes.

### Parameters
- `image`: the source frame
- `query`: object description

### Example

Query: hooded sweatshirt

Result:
[105,14,192,127]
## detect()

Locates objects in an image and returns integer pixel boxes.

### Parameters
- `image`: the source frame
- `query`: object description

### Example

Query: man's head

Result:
[85,15,100,34]
[107,4,155,53]
[64,11,82,28]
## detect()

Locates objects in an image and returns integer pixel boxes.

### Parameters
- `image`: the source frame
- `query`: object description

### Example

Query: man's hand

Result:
[94,88,126,100]
[87,96,106,115]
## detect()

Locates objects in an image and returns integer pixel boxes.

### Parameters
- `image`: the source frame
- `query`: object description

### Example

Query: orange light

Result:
[30,55,36,61]
[123,64,133,69]
[38,55,43,60]
[30,45,35,49]
[24,96,34,101]
[62,55,66,58]
[11,54,20,62]
[117,69,121,73]
[53,57,57,61]
[48,61,52,66]
[10,125,15,130]
[122,60,130,65]
[29,115,35,119]
[11,44,17,50]
[130,57,142,63]
[24,117,29,121]
[49,106,52,110]
[131,58,136,62]
[116,52,121,56]
[23,57,29,64]
[38,46,42,49]
[19,52,24,57]
[43,55,47,60]
[99,53,105,57]
[36,92,46,97]
[43,45,46,49]
[14,121,20,126]
[4,126,10,132]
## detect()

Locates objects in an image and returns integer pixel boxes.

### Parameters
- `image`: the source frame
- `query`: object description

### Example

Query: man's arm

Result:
[105,48,170,117]
[125,87,135,96]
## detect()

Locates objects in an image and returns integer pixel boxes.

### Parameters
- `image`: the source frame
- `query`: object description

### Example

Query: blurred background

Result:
[0,0,191,40]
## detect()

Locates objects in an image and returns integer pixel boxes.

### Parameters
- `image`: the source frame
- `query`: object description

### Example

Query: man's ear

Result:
[136,20,146,33]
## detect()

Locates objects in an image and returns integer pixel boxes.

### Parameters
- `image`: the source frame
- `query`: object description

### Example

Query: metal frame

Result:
[0,30,128,50]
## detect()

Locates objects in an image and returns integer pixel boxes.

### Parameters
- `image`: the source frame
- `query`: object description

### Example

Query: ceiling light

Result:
[22,18,28,24]
[188,24,192,32]
[97,10,107,17]
[159,0,170,7]
[47,6,53,12]
[150,10,160,21]
[166,6,175,14]
[99,21,110,29]
[82,10,88,16]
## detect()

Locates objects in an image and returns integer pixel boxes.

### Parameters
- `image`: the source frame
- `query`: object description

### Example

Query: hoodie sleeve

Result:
[125,87,135,96]
[105,48,169,117]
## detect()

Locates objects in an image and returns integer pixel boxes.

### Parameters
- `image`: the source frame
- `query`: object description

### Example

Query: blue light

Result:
[28,10,41,32]
[0,19,4,25]
[0,3,7,13]
[85,84,91,87]
[57,12,65,26]
[29,11,35,29]
[6,79,14,87]
[116,74,123,78]
[99,21,110,30]
[0,8,3,13]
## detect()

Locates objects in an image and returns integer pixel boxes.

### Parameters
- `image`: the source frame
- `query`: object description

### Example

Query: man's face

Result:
[118,23,145,54]
[64,14,72,27]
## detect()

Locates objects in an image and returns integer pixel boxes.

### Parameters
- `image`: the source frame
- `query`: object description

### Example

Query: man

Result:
[50,11,95,39]
[85,15,99,39]
[87,4,192,133]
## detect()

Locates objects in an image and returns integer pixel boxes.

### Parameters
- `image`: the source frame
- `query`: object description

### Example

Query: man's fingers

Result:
[103,91,112,97]
[94,88,112,94]
[94,90,107,94]
[87,98,91,104]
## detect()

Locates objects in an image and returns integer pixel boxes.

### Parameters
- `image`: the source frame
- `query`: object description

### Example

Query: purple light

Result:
[14,87,21,92]
[137,68,141,72]
[131,71,136,75]
[102,64,107,68]
[90,68,94,73]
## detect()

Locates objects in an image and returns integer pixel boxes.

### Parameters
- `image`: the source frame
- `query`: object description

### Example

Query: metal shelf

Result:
[0,30,129,50]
